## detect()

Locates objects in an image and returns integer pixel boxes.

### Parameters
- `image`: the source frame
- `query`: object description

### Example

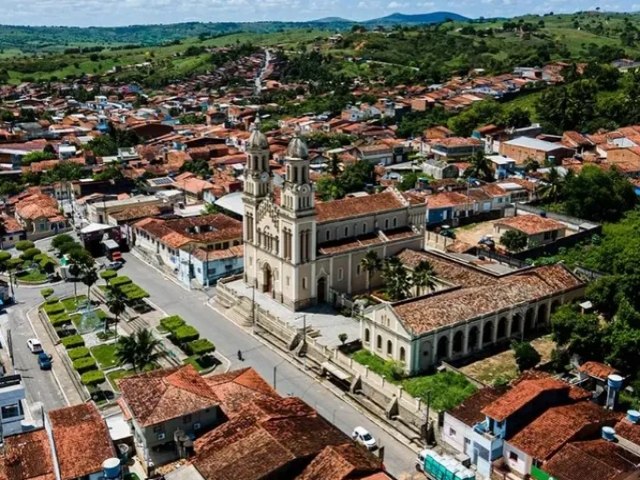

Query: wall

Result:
[441,412,496,480]
[503,442,532,477]
[139,406,219,450]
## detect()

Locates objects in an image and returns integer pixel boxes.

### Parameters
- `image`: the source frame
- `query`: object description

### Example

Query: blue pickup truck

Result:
[38,352,52,370]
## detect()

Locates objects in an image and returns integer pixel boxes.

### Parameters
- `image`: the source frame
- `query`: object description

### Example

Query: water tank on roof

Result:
[608,374,624,390]
[627,410,640,424]
[602,426,616,442]
[102,458,121,479]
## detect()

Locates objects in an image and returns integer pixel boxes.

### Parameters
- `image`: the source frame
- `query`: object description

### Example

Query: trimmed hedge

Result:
[120,284,149,301]
[173,325,200,343]
[68,347,91,360]
[6,258,23,269]
[187,339,215,355]
[15,240,34,251]
[109,276,133,287]
[50,315,72,327]
[46,296,59,304]
[100,269,118,280]
[43,303,65,316]
[0,251,11,263]
[72,356,97,373]
[81,370,105,387]
[40,288,54,299]
[20,247,41,261]
[160,315,186,333]
[61,335,85,349]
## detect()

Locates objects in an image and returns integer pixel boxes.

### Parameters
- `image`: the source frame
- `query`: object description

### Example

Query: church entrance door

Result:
[317,277,326,303]
[263,264,272,294]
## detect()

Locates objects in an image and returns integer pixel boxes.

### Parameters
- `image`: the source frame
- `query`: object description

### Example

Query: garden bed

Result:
[90,343,119,370]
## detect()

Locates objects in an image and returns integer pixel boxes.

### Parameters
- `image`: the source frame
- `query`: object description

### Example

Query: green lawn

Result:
[351,349,477,411]
[16,270,47,283]
[90,343,119,369]
[62,295,88,312]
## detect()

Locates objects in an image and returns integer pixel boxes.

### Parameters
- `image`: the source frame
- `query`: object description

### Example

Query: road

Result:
[120,252,418,477]
[254,48,271,95]
[2,281,70,419]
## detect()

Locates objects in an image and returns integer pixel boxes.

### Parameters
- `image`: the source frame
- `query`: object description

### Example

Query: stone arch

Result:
[399,347,406,363]
[376,335,382,350]
[364,328,370,344]
[482,321,494,345]
[387,340,393,356]
[262,263,273,294]
[497,317,508,340]
[452,330,464,355]
[437,336,449,360]
[551,300,562,315]
[537,304,548,328]
[468,326,479,352]
[525,308,535,333]
[511,313,523,337]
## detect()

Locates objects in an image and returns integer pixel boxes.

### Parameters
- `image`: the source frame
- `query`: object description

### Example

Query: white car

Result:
[352,426,377,450]
[27,338,43,353]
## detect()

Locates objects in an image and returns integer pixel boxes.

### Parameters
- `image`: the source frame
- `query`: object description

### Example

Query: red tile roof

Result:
[507,402,619,461]
[315,190,407,223]
[427,191,470,209]
[577,361,618,380]
[447,387,502,426]
[495,215,566,235]
[49,403,115,480]
[296,443,385,480]
[118,365,219,427]
[0,429,55,480]
[614,418,640,446]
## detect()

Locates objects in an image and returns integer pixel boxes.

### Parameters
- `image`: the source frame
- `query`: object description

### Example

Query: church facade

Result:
[242,127,427,311]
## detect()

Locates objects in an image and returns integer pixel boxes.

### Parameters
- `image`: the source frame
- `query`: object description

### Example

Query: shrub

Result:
[173,325,200,343]
[81,370,105,387]
[0,251,11,263]
[43,303,65,316]
[68,347,91,360]
[55,327,77,338]
[15,240,34,251]
[6,258,23,270]
[40,288,54,299]
[50,315,72,327]
[20,247,41,261]
[61,335,85,349]
[100,269,118,280]
[40,258,56,274]
[46,296,59,304]
[73,356,97,373]
[52,234,74,250]
[109,276,133,287]
[160,315,185,333]
[187,338,215,355]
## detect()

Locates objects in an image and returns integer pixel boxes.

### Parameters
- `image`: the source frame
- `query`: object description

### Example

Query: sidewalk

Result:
[26,307,86,406]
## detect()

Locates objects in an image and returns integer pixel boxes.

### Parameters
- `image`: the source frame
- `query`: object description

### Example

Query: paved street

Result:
[2,282,71,420]
[120,252,419,478]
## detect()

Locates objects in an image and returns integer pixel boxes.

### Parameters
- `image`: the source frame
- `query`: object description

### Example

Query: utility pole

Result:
[205,249,210,290]
[273,365,277,390]
[302,314,307,370]
[251,285,256,328]
[424,390,432,446]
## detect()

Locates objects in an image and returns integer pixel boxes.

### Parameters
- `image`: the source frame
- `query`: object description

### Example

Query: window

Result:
[338,268,344,281]
[326,231,330,241]
[399,347,405,362]
[509,452,519,462]
[344,226,349,237]
[286,276,290,286]
[356,265,361,275]
[364,328,370,343]
[193,422,202,430]
[157,432,166,440]
[1,403,21,419]
[302,277,307,290]
[384,219,389,229]
[183,414,192,424]
[449,427,456,436]
[387,340,392,355]
[393,217,397,227]
[363,223,367,234]
[376,335,382,349]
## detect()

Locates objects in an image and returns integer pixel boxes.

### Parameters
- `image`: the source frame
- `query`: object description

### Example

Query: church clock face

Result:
[300,184,310,194]
[260,172,269,182]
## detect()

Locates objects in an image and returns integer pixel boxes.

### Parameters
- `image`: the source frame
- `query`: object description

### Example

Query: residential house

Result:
[133,213,243,282]
[0,375,26,439]
[117,365,222,472]
[174,172,216,204]
[0,214,26,248]
[178,244,243,288]
[494,214,566,247]
[426,191,473,226]
[424,125,454,140]
[0,428,55,480]
[422,159,459,179]
[429,137,484,162]
[487,155,516,179]
[606,146,640,177]
[500,137,575,165]
[14,192,68,236]
[48,403,116,480]
[360,250,585,374]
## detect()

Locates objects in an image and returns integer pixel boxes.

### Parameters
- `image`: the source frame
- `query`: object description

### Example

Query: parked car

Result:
[352,426,377,450]
[38,352,52,370]
[106,261,123,270]
[27,338,43,353]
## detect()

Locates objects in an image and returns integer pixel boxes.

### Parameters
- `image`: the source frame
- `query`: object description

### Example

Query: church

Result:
[242,125,427,311]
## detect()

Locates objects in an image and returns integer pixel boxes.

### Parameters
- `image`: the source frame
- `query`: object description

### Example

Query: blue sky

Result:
[2,0,639,26]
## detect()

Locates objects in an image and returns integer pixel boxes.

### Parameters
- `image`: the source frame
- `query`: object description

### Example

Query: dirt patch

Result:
[460,335,556,386]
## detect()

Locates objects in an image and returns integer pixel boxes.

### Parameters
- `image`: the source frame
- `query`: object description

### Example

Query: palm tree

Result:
[329,153,340,178]
[82,266,98,304]
[68,261,81,299]
[464,151,493,181]
[106,286,126,336]
[412,260,437,296]
[382,257,412,301]
[360,250,382,295]
[116,329,161,372]
[538,167,564,203]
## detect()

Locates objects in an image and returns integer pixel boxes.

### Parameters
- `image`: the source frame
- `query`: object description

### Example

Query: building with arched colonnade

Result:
[360,249,585,375]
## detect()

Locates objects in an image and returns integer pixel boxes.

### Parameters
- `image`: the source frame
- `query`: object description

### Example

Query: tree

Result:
[512,341,541,371]
[412,260,437,296]
[15,240,34,251]
[398,171,419,191]
[106,286,126,336]
[201,203,220,215]
[338,333,348,345]
[51,234,74,250]
[537,167,564,202]
[464,151,493,181]
[500,229,528,252]
[116,329,161,372]
[360,250,382,295]
[82,266,98,304]
[329,153,341,178]
[382,257,412,301]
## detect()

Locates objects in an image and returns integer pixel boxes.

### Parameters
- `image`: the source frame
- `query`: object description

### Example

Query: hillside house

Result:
[494,214,566,247]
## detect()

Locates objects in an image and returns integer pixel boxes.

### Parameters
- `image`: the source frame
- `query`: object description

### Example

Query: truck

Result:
[416,449,475,480]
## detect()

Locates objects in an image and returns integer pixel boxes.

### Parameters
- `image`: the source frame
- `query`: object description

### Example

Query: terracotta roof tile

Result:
[614,418,640,446]
[0,429,55,480]
[448,387,502,426]
[49,403,115,480]
[397,249,495,287]
[118,365,219,427]
[296,443,384,480]
[427,191,470,209]
[577,361,618,380]
[315,190,406,223]
[495,215,566,235]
